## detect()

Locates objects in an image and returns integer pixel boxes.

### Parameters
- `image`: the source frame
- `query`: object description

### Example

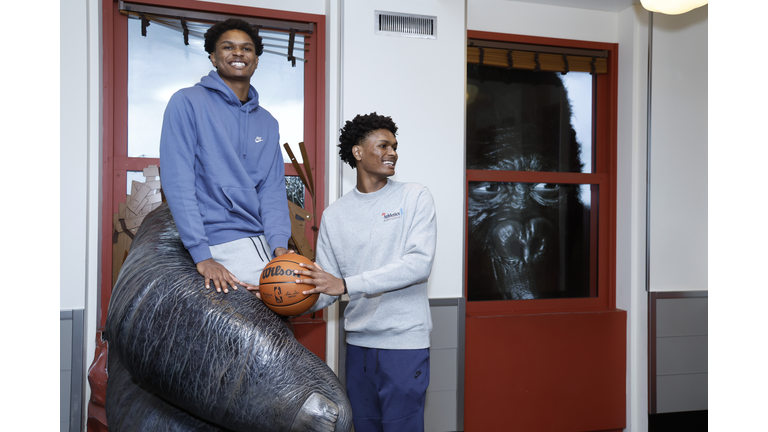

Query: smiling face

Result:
[210,29,259,87]
[353,128,398,180]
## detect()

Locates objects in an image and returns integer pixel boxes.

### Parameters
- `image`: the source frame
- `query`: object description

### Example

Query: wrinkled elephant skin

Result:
[104,204,352,432]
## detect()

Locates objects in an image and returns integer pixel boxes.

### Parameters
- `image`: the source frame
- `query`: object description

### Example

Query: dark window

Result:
[465,34,616,312]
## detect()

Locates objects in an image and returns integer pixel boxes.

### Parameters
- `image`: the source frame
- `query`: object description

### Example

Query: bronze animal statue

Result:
[104,203,352,432]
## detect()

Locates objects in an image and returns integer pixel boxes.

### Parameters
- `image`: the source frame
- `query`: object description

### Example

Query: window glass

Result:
[129,171,303,210]
[467,182,595,301]
[285,175,305,208]
[466,64,593,173]
[126,170,145,195]
[127,18,304,162]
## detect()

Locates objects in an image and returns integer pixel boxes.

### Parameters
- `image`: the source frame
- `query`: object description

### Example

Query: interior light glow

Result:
[640,0,708,15]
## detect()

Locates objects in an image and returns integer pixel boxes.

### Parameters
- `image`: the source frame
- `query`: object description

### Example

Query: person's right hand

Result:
[196,258,242,293]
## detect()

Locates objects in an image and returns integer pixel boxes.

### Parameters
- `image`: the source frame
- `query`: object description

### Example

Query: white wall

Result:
[339,0,467,299]
[648,6,708,292]
[60,0,89,312]
[60,0,102,418]
[468,0,617,42]
[617,5,652,432]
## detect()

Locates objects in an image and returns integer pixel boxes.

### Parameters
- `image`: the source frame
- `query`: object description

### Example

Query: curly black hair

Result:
[338,113,398,169]
[204,18,264,57]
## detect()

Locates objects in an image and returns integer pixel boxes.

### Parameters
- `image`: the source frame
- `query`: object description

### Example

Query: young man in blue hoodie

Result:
[293,113,438,432]
[159,19,291,294]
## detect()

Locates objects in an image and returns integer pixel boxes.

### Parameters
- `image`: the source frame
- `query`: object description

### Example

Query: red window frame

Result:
[465,30,618,316]
[99,0,326,328]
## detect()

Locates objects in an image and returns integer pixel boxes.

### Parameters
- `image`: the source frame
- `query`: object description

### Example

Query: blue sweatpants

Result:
[345,344,430,432]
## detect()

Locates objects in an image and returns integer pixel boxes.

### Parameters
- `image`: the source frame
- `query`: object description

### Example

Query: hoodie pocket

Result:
[222,187,262,221]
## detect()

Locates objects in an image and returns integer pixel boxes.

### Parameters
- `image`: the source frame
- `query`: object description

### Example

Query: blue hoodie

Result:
[159,70,290,264]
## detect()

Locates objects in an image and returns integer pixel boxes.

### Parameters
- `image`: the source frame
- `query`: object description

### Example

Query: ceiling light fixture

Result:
[640,0,708,15]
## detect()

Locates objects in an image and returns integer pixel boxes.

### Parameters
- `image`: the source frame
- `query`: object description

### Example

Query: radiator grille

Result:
[374,11,436,39]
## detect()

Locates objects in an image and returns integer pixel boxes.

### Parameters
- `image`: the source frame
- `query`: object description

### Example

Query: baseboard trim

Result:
[649,410,707,432]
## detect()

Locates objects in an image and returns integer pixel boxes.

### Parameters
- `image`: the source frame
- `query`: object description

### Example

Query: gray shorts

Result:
[209,235,273,286]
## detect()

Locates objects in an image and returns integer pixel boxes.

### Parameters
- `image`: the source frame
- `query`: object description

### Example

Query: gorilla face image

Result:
[466,64,592,301]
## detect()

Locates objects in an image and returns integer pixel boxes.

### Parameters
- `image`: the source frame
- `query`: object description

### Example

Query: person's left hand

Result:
[294,262,345,296]
[274,247,294,257]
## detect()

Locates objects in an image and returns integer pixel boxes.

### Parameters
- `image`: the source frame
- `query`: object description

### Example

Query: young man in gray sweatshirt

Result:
[295,112,437,432]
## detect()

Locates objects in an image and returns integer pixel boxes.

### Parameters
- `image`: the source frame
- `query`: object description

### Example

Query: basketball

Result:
[259,254,319,317]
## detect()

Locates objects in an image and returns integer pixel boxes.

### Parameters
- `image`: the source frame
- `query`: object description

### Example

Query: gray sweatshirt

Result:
[308,180,437,349]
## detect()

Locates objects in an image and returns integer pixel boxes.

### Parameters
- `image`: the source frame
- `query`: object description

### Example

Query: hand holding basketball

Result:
[258,254,318,317]
[294,261,346,297]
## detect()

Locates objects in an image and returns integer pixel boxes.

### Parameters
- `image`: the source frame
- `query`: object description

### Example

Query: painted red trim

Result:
[467,169,605,185]
[313,18,327,251]
[113,157,160,171]
[464,30,618,315]
[608,43,619,309]
[99,0,117,329]
[590,184,599,297]
[468,30,614,52]
[121,0,323,23]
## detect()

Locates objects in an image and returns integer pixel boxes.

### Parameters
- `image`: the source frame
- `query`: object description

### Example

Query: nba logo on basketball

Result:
[259,254,319,317]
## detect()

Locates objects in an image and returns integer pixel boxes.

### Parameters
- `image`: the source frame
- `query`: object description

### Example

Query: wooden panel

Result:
[465,309,626,432]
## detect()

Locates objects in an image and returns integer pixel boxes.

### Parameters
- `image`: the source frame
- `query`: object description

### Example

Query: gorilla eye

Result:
[530,183,560,205]
[531,183,559,191]
[471,182,502,198]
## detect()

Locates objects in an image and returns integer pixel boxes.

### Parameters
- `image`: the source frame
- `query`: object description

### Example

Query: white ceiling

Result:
[508,0,641,13]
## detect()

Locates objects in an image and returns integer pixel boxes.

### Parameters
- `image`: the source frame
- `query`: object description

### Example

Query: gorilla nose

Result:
[492,218,551,264]
[290,392,353,432]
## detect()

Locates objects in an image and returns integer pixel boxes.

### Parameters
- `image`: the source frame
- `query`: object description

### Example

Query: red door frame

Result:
[464,31,624,432]
[99,0,327,344]
[465,30,618,315]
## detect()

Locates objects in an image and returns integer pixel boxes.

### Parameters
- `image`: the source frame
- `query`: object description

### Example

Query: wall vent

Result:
[374,11,436,39]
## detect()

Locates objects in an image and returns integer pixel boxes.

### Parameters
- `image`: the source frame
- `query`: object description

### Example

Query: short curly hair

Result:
[338,113,398,169]
[204,18,264,57]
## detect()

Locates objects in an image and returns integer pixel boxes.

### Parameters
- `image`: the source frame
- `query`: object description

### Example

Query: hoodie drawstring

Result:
[242,108,249,158]
[195,72,257,158]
